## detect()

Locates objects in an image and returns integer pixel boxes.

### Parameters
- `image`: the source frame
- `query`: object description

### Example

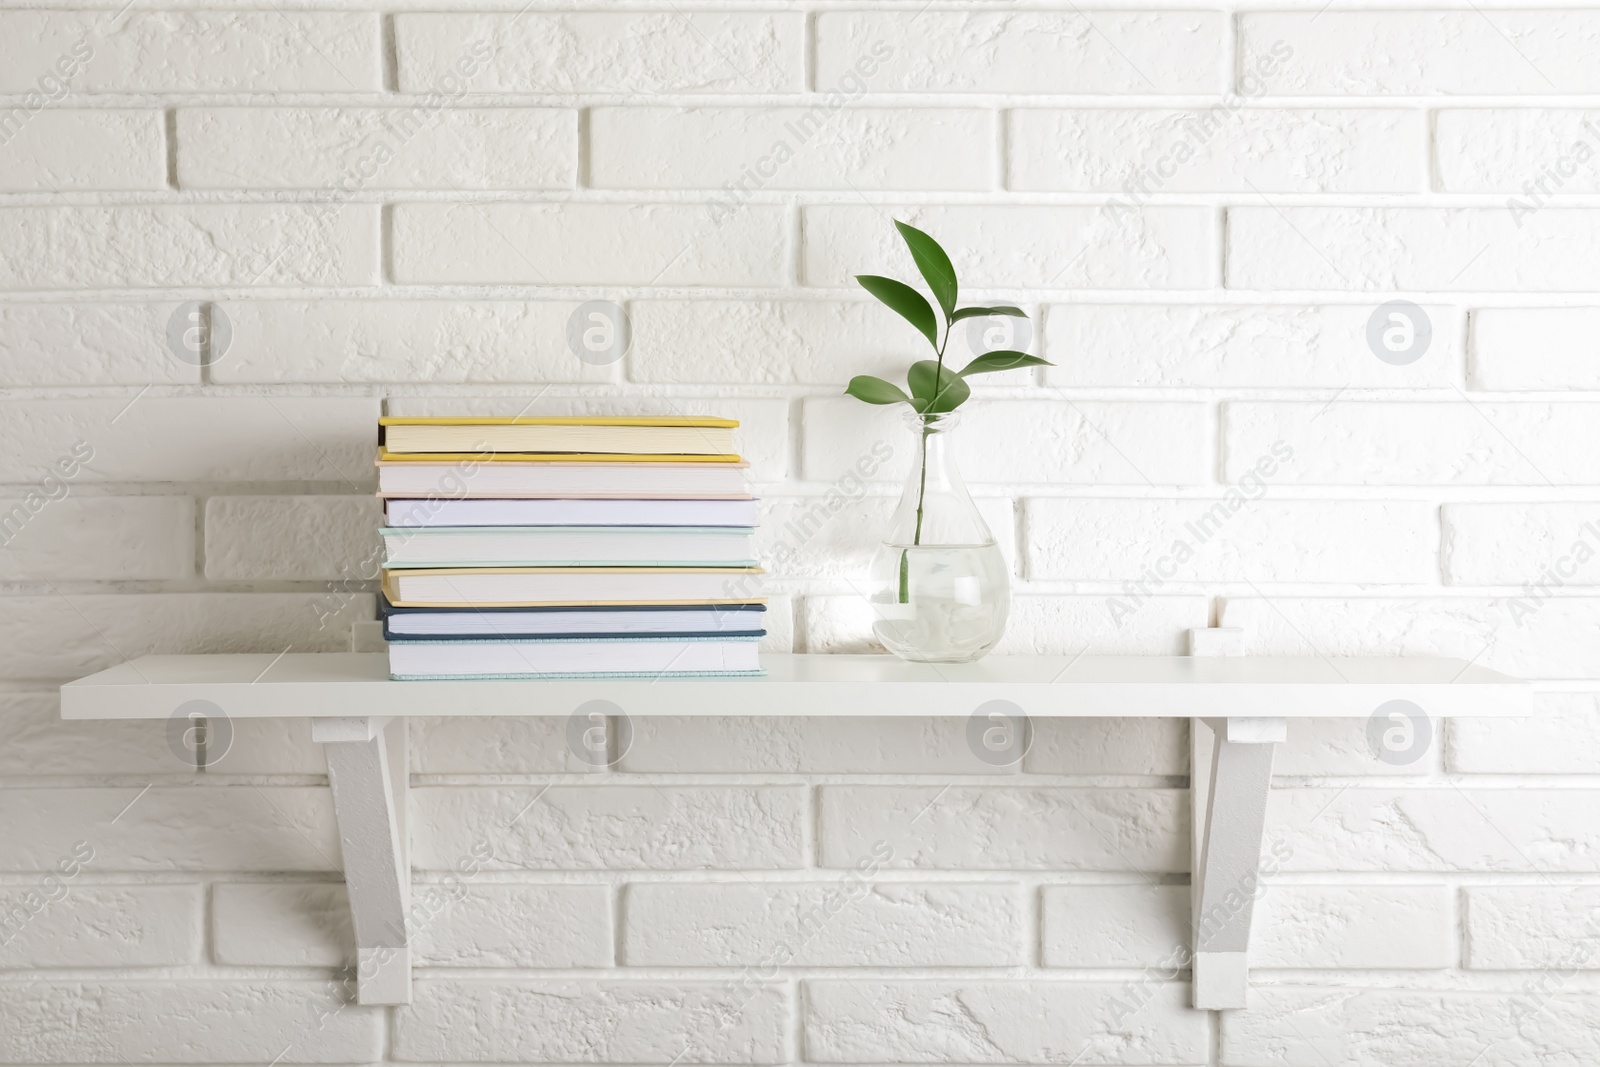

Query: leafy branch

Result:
[842,221,1053,601]
[845,221,1049,416]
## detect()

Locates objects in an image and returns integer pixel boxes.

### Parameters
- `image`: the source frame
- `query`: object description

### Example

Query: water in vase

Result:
[868,541,1010,662]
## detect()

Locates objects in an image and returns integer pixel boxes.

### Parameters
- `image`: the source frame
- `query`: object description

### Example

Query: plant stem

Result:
[899,317,949,604]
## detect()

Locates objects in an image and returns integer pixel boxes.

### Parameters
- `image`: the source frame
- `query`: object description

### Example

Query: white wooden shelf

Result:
[60,649,1529,1012]
[62,651,1527,719]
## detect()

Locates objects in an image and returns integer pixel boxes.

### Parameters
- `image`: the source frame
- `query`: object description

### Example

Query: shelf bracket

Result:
[313,715,410,1006]
[1191,715,1284,1010]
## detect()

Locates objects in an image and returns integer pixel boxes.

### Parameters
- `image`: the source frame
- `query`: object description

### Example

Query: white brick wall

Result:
[395,980,789,1063]
[1042,883,1453,969]
[623,882,1022,966]
[3,3,1598,1064]
[0,206,380,289]
[805,979,1209,1062]
[177,109,579,191]
[1009,109,1424,193]
[0,111,166,191]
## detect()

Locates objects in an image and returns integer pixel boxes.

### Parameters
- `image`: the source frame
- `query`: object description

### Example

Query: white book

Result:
[383,605,767,638]
[388,637,762,679]
[381,526,756,567]
[387,497,760,528]
[377,461,750,499]
[382,567,763,607]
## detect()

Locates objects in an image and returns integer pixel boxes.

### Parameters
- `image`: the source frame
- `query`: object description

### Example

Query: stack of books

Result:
[376,415,765,680]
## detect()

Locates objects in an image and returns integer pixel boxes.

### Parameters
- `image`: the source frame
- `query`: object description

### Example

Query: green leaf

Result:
[856,274,938,348]
[950,305,1027,322]
[893,221,957,320]
[844,375,912,406]
[958,350,1054,377]
[907,360,971,413]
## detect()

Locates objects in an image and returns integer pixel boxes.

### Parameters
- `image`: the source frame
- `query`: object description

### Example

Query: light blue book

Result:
[388,633,763,680]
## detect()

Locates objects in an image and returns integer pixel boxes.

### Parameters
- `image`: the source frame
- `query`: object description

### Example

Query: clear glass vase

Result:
[867,409,1009,662]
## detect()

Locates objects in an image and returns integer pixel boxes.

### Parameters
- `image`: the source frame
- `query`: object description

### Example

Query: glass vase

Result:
[867,409,1009,662]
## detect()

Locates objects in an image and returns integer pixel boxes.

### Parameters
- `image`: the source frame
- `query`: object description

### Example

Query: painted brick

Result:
[213,882,350,967]
[0,593,371,682]
[818,786,1188,872]
[0,496,194,580]
[412,786,806,870]
[592,108,994,191]
[205,496,381,582]
[1042,883,1451,969]
[412,884,614,969]
[761,494,1016,581]
[411,716,589,774]
[178,108,576,190]
[1436,110,1600,193]
[0,303,198,387]
[1221,988,1600,1066]
[0,206,378,290]
[1274,717,1438,777]
[0,692,176,775]
[1241,11,1600,96]
[630,300,1038,386]
[1447,696,1600,773]
[1025,498,1436,583]
[1443,503,1600,585]
[1471,307,1600,390]
[0,692,324,776]
[0,984,378,1062]
[195,718,326,776]
[0,884,200,968]
[384,395,789,483]
[213,882,613,968]
[395,12,802,94]
[392,203,787,287]
[814,11,1225,94]
[804,205,1216,289]
[0,396,377,484]
[624,882,1022,966]
[1223,401,1600,486]
[804,594,1208,655]
[0,11,382,92]
[1025,719,1189,776]
[802,399,1208,486]
[1044,304,1459,388]
[803,979,1208,1063]
[1041,884,1189,969]
[1252,884,1454,969]
[1011,109,1422,193]
[1270,788,1600,872]
[1227,207,1600,291]
[0,787,337,872]
[213,301,610,385]
[394,979,788,1063]
[1218,595,1600,680]
[619,717,1021,775]
[1465,886,1600,969]
[0,110,165,191]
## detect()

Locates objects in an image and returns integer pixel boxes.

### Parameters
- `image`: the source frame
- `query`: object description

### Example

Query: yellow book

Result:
[379,416,739,457]
[376,448,741,464]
